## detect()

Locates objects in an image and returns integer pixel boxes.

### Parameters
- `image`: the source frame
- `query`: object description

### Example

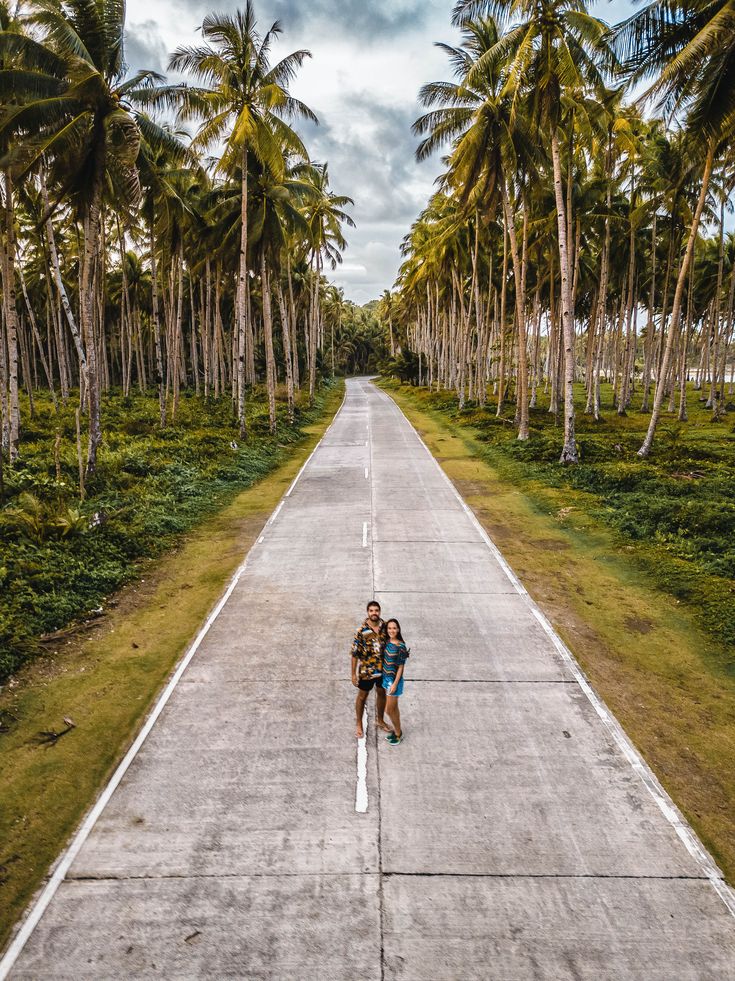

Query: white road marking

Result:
[381,386,735,920]
[0,390,350,981]
[355,709,369,813]
[268,500,284,524]
[364,467,369,479]
[257,536,264,544]
[362,522,368,547]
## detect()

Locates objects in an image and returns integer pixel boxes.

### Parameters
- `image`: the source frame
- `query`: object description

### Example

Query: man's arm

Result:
[351,629,363,688]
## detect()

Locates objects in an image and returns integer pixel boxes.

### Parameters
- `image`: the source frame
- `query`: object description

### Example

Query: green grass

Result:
[380,377,735,886]
[0,385,339,682]
[0,381,343,950]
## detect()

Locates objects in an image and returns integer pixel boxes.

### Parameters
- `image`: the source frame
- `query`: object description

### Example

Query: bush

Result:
[0,384,337,683]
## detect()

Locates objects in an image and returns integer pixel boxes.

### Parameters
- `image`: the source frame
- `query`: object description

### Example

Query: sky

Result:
[125,0,635,305]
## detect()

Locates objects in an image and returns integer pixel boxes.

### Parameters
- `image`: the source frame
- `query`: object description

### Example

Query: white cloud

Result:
[126,0,637,304]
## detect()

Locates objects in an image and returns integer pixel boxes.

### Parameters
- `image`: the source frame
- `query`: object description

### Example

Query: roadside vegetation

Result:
[382,378,735,884]
[0,384,339,683]
[382,0,735,467]
[0,381,342,950]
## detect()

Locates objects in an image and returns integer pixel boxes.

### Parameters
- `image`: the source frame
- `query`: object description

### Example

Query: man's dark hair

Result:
[367,600,381,611]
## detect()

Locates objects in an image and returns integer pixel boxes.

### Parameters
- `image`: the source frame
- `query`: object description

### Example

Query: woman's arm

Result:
[388,660,405,695]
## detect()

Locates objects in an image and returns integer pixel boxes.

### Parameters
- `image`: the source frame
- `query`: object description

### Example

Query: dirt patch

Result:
[454,477,497,497]
[624,615,655,635]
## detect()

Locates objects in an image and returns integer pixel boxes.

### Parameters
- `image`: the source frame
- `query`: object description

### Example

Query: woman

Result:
[382,619,409,745]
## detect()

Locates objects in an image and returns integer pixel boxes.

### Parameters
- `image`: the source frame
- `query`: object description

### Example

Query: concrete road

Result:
[4,377,735,980]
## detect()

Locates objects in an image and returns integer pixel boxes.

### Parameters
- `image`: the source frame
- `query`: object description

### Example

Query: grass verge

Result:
[381,379,735,886]
[0,381,343,950]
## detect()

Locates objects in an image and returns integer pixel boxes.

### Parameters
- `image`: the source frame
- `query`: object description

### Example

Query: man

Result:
[351,600,391,738]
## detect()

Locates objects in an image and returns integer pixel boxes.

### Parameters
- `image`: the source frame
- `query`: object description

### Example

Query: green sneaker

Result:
[387,732,403,745]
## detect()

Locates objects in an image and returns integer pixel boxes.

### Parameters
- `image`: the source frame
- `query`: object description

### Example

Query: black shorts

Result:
[358,675,383,692]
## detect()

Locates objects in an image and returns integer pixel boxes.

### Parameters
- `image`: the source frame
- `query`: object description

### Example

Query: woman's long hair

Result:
[385,619,405,643]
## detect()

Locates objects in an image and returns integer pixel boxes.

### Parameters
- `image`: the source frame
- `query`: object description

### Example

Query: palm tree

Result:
[454,0,613,460]
[1,0,170,475]
[301,162,354,404]
[414,15,536,437]
[248,159,315,430]
[613,0,735,455]
[165,2,316,435]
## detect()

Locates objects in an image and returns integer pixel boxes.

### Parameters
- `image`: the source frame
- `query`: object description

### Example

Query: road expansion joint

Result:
[381,872,716,881]
[366,396,387,981]
[65,871,382,882]
[407,678,576,684]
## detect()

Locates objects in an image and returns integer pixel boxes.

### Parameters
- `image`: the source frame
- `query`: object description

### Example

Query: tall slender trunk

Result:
[309,254,320,405]
[550,126,578,463]
[1,173,21,460]
[286,255,300,391]
[149,217,165,426]
[17,261,56,404]
[639,140,716,457]
[502,185,529,439]
[277,282,295,422]
[260,252,277,433]
[81,152,104,477]
[237,146,249,436]
[496,217,508,416]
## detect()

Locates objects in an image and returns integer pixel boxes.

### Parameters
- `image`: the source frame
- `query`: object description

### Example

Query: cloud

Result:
[125,21,169,73]
[167,0,432,41]
[123,0,462,303]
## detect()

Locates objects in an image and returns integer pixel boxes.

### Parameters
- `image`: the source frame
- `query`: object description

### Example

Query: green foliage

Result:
[381,349,420,385]
[0,385,336,683]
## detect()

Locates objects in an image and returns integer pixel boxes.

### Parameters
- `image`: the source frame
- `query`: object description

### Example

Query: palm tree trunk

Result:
[80,160,103,477]
[642,206,657,411]
[286,255,300,392]
[277,282,295,422]
[550,126,578,463]
[260,252,277,433]
[502,185,529,439]
[237,146,249,436]
[639,140,716,457]
[149,218,166,426]
[309,255,320,405]
[17,261,56,405]
[42,180,87,390]
[496,217,508,416]
[1,173,21,461]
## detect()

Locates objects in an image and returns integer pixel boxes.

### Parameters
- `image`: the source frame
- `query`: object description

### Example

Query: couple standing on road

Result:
[351,600,409,745]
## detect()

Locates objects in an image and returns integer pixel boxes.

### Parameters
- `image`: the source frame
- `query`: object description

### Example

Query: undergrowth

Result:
[0,385,336,682]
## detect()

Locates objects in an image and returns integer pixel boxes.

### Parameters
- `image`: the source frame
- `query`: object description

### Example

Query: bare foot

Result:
[356,723,364,739]
[376,719,392,733]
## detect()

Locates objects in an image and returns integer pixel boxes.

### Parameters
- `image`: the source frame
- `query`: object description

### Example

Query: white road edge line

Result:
[0,388,349,980]
[355,708,369,813]
[379,385,735,919]
[362,521,368,548]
